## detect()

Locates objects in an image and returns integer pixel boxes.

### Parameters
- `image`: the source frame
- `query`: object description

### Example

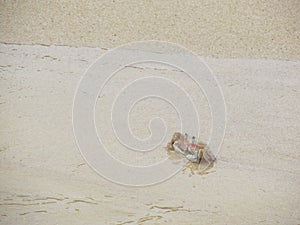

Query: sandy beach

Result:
[0,43,299,224]
[0,0,299,224]
[0,1,299,60]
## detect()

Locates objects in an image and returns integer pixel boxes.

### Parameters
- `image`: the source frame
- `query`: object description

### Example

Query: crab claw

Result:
[186,153,199,163]
[173,142,185,154]
[203,150,216,163]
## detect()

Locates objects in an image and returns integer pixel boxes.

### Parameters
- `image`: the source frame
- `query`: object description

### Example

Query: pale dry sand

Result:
[0,0,299,60]
[0,44,299,224]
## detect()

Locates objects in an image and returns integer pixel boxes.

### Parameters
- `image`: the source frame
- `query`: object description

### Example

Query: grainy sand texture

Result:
[0,1,299,225]
[0,0,299,59]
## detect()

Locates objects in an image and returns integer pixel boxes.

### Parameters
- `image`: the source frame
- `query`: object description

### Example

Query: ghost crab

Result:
[167,132,216,163]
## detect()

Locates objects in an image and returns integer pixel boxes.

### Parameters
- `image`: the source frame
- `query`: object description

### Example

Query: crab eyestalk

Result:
[184,133,188,139]
[191,136,196,144]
